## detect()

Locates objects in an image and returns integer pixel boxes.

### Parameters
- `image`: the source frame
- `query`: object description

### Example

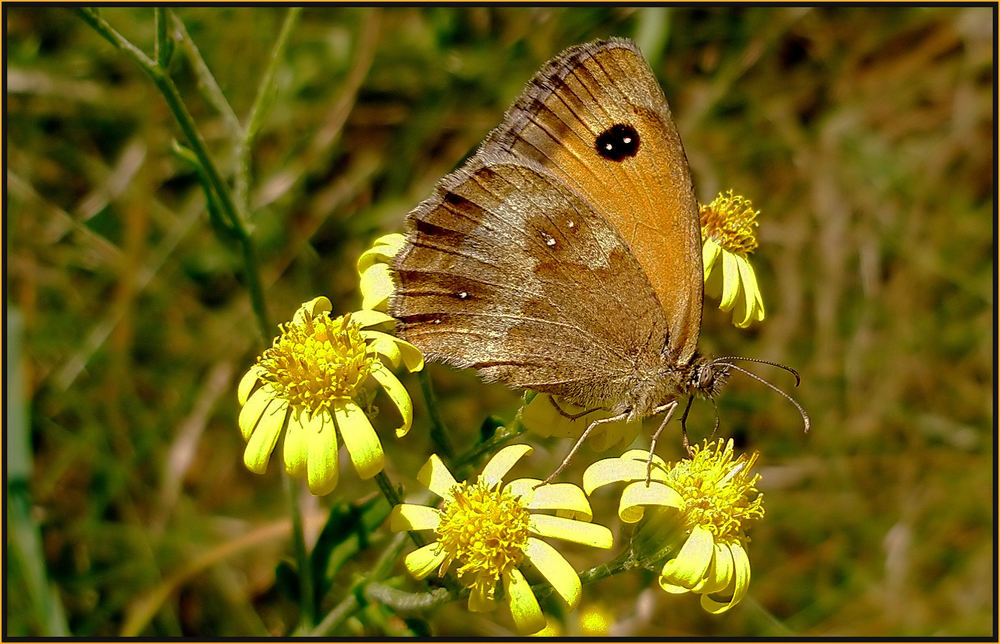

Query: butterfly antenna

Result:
[713,356,801,387]
[714,363,811,433]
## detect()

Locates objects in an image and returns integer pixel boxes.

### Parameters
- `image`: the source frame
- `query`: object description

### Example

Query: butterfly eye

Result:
[594,124,640,161]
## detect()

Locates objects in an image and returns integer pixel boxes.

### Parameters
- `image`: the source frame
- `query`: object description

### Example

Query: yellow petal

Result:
[362,330,424,372]
[620,449,669,470]
[306,410,339,495]
[238,385,273,441]
[502,477,541,503]
[334,400,383,480]
[588,417,641,451]
[583,456,666,496]
[417,454,458,500]
[282,410,309,477]
[719,251,740,311]
[370,364,413,437]
[481,444,533,487]
[404,542,446,580]
[503,568,545,635]
[659,525,715,593]
[733,255,764,328]
[390,504,441,532]
[523,483,593,522]
[292,296,332,326]
[519,395,589,439]
[237,365,265,405]
[618,481,684,523]
[529,515,613,549]
[524,537,581,608]
[467,585,496,613]
[353,309,396,329]
[693,541,734,595]
[705,256,724,299]
[701,541,751,614]
[702,237,722,282]
[360,263,395,311]
[242,398,287,474]
[356,233,405,273]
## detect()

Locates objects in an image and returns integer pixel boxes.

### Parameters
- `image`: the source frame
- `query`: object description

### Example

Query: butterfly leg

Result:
[548,395,603,422]
[679,396,696,458]
[540,410,631,486]
[646,401,679,484]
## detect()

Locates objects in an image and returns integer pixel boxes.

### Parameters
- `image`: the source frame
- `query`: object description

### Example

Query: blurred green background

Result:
[6,5,994,637]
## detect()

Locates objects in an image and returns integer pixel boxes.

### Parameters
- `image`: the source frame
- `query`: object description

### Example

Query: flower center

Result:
[665,440,764,543]
[435,480,531,597]
[700,190,759,256]
[257,312,375,416]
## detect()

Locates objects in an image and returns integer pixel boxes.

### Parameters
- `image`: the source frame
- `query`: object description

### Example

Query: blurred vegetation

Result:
[6,5,993,637]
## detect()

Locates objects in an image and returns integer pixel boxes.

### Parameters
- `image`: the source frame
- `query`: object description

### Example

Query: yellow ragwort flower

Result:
[391,445,614,635]
[238,296,423,495]
[357,233,405,312]
[700,191,766,328]
[583,439,764,614]
[518,394,640,453]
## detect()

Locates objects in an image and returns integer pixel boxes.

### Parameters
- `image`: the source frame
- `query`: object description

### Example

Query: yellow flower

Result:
[391,445,614,635]
[700,191,765,328]
[583,439,763,614]
[237,296,423,495]
[357,233,405,312]
[518,394,640,452]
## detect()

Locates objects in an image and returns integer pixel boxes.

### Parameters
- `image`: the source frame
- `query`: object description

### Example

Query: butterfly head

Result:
[687,355,731,400]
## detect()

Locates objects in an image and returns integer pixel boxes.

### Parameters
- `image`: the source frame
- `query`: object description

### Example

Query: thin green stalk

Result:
[285,474,315,628]
[77,8,271,341]
[373,472,423,548]
[528,548,637,605]
[153,8,172,68]
[168,10,241,138]
[306,588,359,636]
[236,7,302,211]
[418,370,454,461]
[578,547,638,586]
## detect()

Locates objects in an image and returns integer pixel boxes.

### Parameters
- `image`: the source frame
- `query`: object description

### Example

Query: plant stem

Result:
[285,474,315,627]
[77,7,272,342]
[418,370,454,461]
[305,588,359,636]
[168,10,241,139]
[236,7,302,212]
[373,472,423,548]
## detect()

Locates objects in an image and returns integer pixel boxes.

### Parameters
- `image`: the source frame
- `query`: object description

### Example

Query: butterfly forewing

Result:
[482,38,703,364]
[391,156,671,407]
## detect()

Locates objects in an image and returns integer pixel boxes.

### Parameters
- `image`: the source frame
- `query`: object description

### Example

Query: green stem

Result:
[236,7,301,211]
[168,10,241,138]
[285,474,315,628]
[578,547,638,586]
[418,370,454,461]
[305,588,359,636]
[364,583,451,611]
[153,8,171,68]
[373,472,423,548]
[529,548,638,604]
[77,7,271,342]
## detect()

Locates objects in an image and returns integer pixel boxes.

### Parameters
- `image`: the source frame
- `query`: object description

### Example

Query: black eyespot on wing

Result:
[595,124,640,161]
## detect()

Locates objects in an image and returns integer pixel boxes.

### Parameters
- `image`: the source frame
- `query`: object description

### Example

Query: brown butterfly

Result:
[388,38,805,472]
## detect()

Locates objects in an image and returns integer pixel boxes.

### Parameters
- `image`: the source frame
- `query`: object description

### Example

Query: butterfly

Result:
[387,38,805,472]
